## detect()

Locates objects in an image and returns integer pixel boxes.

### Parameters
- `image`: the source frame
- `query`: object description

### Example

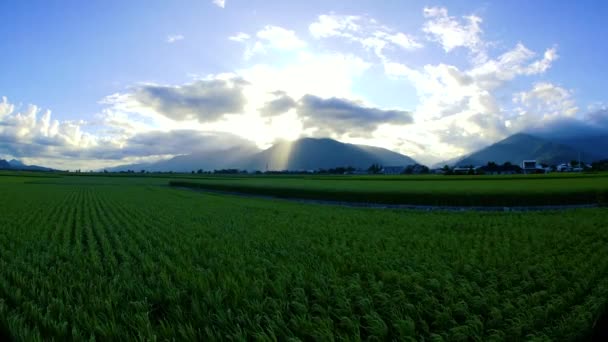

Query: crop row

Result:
[0,176,606,340]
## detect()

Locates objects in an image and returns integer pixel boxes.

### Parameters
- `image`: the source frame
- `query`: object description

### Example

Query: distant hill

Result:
[107,145,260,173]
[452,133,600,167]
[0,159,54,171]
[247,138,417,171]
[524,113,608,160]
[108,137,418,172]
[530,135,608,160]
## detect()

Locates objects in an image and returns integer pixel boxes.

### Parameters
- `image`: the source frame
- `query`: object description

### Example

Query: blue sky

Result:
[0,0,607,168]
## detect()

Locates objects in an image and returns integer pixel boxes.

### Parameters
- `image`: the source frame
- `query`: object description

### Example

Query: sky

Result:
[1,0,607,169]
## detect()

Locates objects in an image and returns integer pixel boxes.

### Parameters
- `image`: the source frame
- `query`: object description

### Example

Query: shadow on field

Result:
[592,311,608,341]
[0,328,12,342]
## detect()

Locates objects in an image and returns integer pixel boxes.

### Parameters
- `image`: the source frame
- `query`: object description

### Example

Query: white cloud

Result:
[309,14,361,39]
[229,32,250,42]
[513,82,578,120]
[166,34,184,43]
[423,6,486,62]
[386,43,559,118]
[379,37,562,160]
[239,52,370,100]
[0,98,111,167]
[256,25,306,50]
[232,25,306,59]
[0,97,15,119]
[526,47,558,74]
[309,14,422,60]
[212,0,225,9]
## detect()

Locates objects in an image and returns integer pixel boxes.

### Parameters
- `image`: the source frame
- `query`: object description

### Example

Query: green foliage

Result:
[0,175,606,340]
[368,163,383,174]
[592,160,608,171]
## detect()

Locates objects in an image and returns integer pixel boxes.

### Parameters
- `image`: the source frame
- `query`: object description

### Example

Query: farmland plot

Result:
[170,173,608,206]
[0,175,607,340]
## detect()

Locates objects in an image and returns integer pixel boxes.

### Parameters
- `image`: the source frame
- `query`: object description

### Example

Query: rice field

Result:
[0,174,607,340]
[170,172,608,206]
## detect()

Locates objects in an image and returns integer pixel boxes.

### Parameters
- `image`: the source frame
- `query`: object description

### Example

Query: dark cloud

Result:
[132,78,247,122]
[296,94,413,137]
[0,127,255,162]
[79,130,254,161]
[259,91,297,117]
[117,130,256,158]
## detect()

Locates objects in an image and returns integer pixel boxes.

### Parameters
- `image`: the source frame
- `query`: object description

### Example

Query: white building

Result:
[522,160,547,174]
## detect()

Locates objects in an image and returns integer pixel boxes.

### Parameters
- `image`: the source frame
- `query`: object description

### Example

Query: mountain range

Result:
[448,133,603,167]
[109,131,608,172]
[0,159,55,171]
[3,129,606,173]
[108,138,418,172]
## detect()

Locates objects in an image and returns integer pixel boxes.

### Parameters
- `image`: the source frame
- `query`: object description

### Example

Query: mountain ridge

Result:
[108,137,418,172]
[106,132,607,172]
[0,159,55,171]
[451,133,600,167]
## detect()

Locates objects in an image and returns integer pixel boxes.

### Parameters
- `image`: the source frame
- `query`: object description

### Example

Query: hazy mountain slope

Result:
[247,138,417,171]
[0,159,54,171]
[150,146,260,172]
[108,138,418,172]
[108,145,260,172]
[538,135,608,160]
[525,113,608,159]
[7,159,55,171]
[454,133,599,166]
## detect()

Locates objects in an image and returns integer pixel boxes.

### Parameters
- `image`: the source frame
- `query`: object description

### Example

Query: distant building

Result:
[522,160,536,174]
[556,163,586,172]
[557,163,572,172]
[476,163,521,175]
[522,160,547,174]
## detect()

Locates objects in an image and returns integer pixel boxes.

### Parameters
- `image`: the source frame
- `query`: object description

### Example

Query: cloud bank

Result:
[2,5,601,168]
